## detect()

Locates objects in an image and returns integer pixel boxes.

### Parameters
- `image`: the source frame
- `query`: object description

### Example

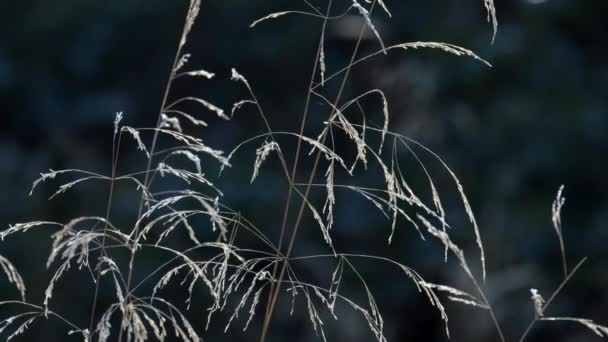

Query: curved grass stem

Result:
[260,2,379,341]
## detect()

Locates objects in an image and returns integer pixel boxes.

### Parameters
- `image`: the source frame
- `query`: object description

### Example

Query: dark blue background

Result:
[1,1,607,341]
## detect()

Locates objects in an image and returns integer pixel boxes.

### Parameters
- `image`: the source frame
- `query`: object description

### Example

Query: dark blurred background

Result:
[1,0,607,341]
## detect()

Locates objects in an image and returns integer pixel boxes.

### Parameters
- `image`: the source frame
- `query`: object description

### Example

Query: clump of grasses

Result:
[1,1,606,341]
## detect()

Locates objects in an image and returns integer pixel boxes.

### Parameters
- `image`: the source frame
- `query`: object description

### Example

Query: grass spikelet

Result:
[164,110,208,127]
[168,150,202,174]
[179,69,215,79]
[378,93,389,153]
[250,11,304,28]
[483,0,498,43]
[224,270,267,332]
[48,176,105,200]
[530,288,545,317]
[323,162,335,231]
[122,127,150,158]
[429,181,448,259]
[230,68,250,88]
[0,256,26,301]
[552,185,568,278]
[0,313,32,336]
[396,42,492,67]
[154,129,230,166]
[334,111,367,171]
[166,97,229,120]
[2,221,61,240]
[334,89,388,154]
[417,214,474,278]
[29,170,60,196]
[161,114,183,133]
[243,287,263,330]
[180,0,201,48]
[46,218,100,268]
[174,53,191,72]
[95,305,114,342]
[140,311,166,341]
[305,199,334,250]
[114,112,123,135]
[156,163,219,194]
[43,262,70,316]
[540,317,608,338]
[304,289,327,342]
[379,163,398,244]
[6,316,38,341]
[421,282,487,309]
[447,296,490,309]
[231,100,256,117]
[373,0,392,18]
[326,257,344,317]
[420,153,487,280]
[352,1,387,53]
[302,135,350,173]
[319,35,326,86]
[458,181,486,279]
[389,135,488,279]
[251,141,280,183]
[68,329,91,342]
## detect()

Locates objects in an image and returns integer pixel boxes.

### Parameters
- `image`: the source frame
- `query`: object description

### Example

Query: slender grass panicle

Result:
[1,1,606,342]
